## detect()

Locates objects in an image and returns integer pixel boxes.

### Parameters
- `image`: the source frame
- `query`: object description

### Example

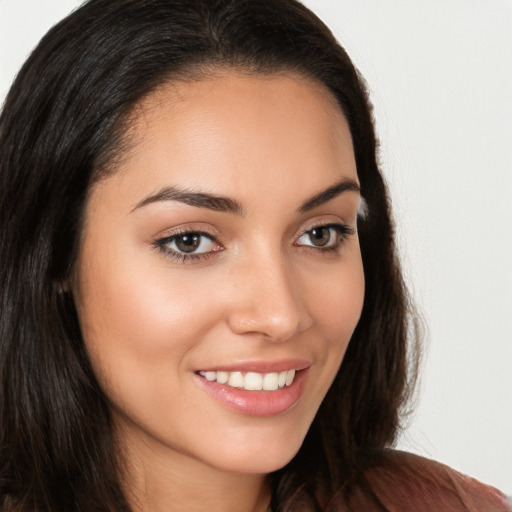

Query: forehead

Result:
[94,72,357,211]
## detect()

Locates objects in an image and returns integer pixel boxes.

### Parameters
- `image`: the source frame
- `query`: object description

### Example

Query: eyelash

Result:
[153,228,220,263]
[153,222,355,263]
[294,223,355,255]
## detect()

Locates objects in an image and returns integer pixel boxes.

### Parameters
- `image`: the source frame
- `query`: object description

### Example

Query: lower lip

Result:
[195,369,309,417]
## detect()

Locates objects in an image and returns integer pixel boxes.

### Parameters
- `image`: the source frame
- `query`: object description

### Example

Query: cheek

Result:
[306,254,365,348]
[75,244,219,391]
[75,254,227,448]
[298,249,365,394]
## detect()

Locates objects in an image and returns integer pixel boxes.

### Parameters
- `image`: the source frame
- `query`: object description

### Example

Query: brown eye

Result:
[159,232,218,255]
[295,223,353,250]
[308,227,332,247]
[174,234,202,253]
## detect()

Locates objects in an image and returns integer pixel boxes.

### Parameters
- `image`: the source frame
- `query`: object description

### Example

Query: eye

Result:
[295,223,354,249]
[154,231,222,261]
[168,233,216,253]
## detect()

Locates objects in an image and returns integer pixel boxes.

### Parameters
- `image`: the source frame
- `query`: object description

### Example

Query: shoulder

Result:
[355,449,511,512]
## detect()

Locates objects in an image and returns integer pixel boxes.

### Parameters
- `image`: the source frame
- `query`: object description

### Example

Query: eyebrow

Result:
[132,177,360,215]
[133,187,245,215]
[298,177,360,213]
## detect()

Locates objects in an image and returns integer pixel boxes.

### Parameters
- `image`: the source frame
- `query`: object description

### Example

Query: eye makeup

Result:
[153,228,224,263]
[152,221,355,264]
[294,222,355,255]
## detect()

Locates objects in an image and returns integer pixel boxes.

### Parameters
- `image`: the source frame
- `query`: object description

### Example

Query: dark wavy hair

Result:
[0,0,420,510]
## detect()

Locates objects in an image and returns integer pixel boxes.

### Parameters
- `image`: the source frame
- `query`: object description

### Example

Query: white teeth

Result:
[199,369,298,391]
[278,371,287,389]
[217,371,229,384]
[286,369,296,386]
[262,372,279,391]
[228,371,244,388]
[244,372,263,390]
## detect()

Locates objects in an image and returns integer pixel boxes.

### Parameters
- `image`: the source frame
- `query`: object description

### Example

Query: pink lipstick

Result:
[194,359,310,416]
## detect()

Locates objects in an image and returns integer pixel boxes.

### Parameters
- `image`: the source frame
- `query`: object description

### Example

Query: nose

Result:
[225,254,313,342]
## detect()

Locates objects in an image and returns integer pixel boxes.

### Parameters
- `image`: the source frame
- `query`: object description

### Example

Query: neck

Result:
[119,428,271,512]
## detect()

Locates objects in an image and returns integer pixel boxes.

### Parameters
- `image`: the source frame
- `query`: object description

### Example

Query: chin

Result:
[196,417,311,475]
[212,441,302,475]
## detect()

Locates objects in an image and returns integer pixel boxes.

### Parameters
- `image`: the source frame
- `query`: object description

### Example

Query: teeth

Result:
[217,371,229,384]
[285,369,295,386]
[244,372,263,390]
[228,371,244,388]
[263,372,279,391]
[199,369,298,391]
[278,371,287,389]
[204,371,216,381]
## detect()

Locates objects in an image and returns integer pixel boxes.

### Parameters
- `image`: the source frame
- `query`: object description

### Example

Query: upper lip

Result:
[196,358,312,374]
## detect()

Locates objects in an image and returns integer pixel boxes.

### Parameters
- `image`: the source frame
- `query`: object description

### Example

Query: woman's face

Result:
[74,72,364,476]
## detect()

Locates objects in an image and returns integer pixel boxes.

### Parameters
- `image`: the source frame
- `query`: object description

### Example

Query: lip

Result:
[194,360,311,417]
[196,358,312,374]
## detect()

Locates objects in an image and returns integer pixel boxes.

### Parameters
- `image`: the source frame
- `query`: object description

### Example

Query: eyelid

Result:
[296,219,355,239]
[153,223,219,240]
[152,225,224,263]
[293,221,355,251]
[151,218,355,264]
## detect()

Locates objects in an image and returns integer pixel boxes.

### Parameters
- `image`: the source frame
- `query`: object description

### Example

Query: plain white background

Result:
[1,0,511,493]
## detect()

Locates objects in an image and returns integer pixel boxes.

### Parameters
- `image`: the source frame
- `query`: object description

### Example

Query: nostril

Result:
[226,309,303,341]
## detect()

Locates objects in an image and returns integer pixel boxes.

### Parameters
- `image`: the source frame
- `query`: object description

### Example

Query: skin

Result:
[74,71,365,512]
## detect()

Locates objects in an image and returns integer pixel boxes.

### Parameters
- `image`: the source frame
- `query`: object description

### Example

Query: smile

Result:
[198,369,296,391]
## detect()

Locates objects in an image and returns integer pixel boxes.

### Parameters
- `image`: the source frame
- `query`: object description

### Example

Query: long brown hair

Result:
[0,1,420,510]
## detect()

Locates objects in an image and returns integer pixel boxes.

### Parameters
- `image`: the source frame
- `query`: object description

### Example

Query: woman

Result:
[0,0,509,510]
